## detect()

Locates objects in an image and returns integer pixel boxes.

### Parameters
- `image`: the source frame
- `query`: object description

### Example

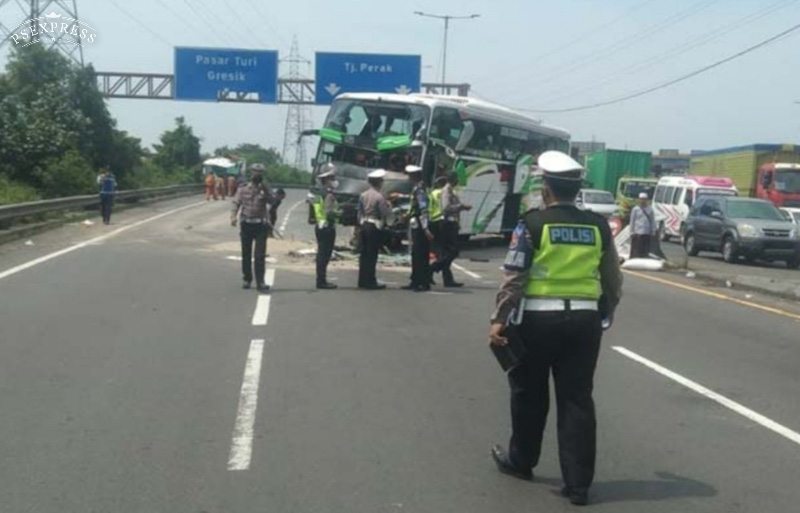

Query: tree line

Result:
[0,46,310,205]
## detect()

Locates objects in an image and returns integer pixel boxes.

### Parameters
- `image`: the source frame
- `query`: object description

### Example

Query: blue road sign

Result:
[174,47,278,103]
[314,52,421,105]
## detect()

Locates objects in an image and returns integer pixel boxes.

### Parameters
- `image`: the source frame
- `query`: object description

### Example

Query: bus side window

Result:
[654,186,665,203]
[684,189,694,207]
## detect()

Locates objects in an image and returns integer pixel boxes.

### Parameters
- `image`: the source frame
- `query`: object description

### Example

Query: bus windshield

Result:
[324,99,429,141]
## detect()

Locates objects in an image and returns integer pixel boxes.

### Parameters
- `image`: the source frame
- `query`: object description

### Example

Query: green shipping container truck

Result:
[585,149,652,195]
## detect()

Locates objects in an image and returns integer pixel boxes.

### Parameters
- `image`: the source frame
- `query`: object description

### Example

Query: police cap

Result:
[537,151,584,182]
[368,169,387,179]
[405,165,423,174]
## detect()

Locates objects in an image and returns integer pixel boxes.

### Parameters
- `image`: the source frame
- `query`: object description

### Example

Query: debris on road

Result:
[82,219,95,227]
[726,280,733,288]
[24,239,34,246]
[686,271,697,279]
[621,258,664,271]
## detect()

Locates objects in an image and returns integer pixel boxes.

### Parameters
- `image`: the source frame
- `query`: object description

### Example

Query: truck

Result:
[584,149,652,196]
[690,144,800,208]
[616,176,658,221]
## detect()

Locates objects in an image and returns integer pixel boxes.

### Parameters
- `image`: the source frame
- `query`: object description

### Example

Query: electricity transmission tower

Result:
[0,0,85,65]
[281,36,313,170]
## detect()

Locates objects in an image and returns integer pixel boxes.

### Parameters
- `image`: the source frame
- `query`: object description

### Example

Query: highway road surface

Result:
[1,190,800,512]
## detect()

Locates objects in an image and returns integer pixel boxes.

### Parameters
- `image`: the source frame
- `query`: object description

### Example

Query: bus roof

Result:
[335,92,571,140]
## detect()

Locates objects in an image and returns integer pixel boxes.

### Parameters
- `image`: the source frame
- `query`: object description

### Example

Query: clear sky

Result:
[2,0,799,164]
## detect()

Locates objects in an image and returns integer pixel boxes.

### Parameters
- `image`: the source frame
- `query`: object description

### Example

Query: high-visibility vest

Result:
[429,188,444,222]
[313,192,338,228]
[524,223,602,300]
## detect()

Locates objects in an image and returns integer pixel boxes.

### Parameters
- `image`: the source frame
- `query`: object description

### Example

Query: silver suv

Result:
[683,196,800,268]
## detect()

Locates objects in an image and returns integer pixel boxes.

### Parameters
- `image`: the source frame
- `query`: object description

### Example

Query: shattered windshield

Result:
[324,99,429,140]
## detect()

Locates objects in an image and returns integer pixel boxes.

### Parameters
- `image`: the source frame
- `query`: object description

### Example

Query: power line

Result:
[220,0,274,49]
[468,0,658,85]
[535,0,798,106]
[153,0,214,43]
[517,21,800,114]
[483,0,721,96]
[108,0,173,48]
[180,0,238,46]
[245,0,289,47]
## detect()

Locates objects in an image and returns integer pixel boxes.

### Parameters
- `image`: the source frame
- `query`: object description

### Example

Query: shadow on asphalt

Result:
[538,471,717,504]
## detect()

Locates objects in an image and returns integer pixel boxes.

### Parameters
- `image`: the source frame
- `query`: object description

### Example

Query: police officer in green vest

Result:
[428,175,447,285]
[488,151,623,506]
[312,164,339,289]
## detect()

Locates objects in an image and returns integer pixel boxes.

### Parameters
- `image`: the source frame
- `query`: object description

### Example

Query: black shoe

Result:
[359,283,386,290]
[491,445,532,481]
[401,284,415,290]
[256,283,271,292]
[444,282,464,288]
[242,281,252,289]
[413,285,431,292]
[561,487,589,506]
[317,282,338,290]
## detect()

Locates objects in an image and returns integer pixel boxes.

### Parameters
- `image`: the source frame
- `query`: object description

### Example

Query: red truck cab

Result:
[757,163,800,207]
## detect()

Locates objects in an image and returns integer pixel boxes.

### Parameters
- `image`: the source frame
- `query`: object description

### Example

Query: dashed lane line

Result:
[227,339,266,471]
[452,263,482,280]
[613,346,800,447]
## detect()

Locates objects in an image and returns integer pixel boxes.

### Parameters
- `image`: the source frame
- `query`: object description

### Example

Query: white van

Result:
[653,175,738,240]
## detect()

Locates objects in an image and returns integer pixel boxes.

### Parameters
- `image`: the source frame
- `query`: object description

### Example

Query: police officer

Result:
[312,164,339,290]
[231,163,273,292]
[428,175,447,284]
[432,172,472,287]
[488,151,623,506]
[357,169,391,290]
[403,165,433,292]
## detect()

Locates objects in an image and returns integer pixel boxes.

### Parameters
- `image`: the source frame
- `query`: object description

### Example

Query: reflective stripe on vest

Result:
[313,196,327,228]
[525,223,602,300]
[429,188,443,222]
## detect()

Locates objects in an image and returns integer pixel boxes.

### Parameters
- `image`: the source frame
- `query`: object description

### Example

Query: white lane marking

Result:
[226,255,243,261]
[251,295,271,326]
[613,346,800,447]
[279,199,304,233]
[228,339,266,471]
[452,263,482,280]
[264,269,275,287]
[0,201,206,282]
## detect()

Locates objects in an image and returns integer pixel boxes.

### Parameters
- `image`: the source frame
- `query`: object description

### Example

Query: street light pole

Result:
[414,11,480,88]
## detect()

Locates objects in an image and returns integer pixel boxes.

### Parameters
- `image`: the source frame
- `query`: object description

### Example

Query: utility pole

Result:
[281,36,313,171]
[413,11,479,87]
[0,0,85,65]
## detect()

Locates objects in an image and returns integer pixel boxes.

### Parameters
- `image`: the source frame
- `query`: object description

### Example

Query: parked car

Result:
[780,207,800,225]
[576,189,618,217]
[683,197,800,268]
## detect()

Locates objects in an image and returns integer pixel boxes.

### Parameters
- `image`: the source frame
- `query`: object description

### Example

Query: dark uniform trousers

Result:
[410,227,432,287]
[509,309,602,492]
[358,223,381,287]
[100,194,113,224]
[240,221,268,285]
[432,220,459,284]
[315,225,336,285]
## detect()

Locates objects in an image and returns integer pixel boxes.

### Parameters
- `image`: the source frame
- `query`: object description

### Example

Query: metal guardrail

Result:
[0,184,203,226]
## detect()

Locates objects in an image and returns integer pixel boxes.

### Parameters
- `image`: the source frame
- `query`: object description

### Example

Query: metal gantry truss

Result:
[93,71,470,103]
